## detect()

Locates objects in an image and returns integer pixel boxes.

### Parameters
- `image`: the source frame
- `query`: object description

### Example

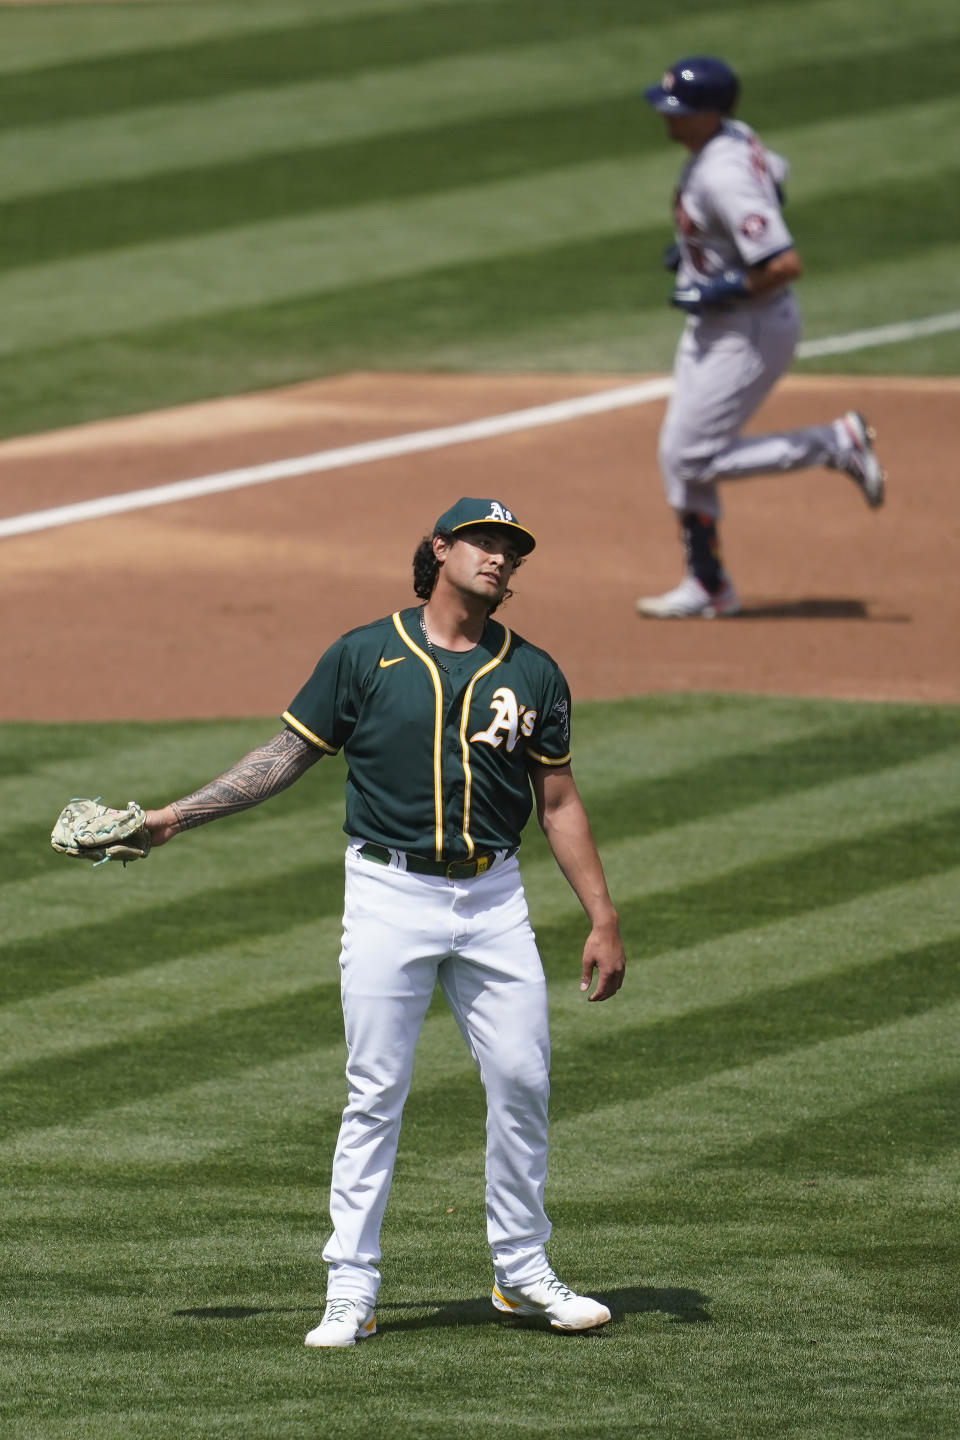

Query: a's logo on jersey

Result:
[485,502,514,523]
[470,687,537,753]
[740,213,768,240]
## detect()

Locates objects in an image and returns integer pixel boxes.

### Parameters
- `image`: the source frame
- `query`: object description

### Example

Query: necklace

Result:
[418,608,449,672]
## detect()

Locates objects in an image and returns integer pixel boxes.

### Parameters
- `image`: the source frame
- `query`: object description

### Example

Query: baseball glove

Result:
[51,797,151,867]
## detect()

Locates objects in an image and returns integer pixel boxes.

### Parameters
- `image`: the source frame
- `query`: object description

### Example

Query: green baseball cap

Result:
[432,497,536,555]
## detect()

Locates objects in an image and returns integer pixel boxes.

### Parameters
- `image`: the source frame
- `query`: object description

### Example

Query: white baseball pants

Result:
[322,844,552,1306]
[658,291,840,518]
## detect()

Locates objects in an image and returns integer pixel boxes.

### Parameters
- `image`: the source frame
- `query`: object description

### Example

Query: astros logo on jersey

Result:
[470,687,537,752]
[740,213,768,240]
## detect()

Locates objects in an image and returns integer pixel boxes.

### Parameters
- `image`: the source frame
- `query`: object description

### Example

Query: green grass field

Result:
[3,696,959,1437]
[0,0,959,437]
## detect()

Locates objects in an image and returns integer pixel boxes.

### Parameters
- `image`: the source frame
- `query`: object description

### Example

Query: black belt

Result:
[358,842,516,879]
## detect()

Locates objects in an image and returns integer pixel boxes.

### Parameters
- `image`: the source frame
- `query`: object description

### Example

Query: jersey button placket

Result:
[442,703,467,860]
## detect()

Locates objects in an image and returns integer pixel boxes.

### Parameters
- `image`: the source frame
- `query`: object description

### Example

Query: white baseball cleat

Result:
[492,1270,611,1331]
[635,574,740,619]
[835,411,886,508]
[304,1298,377,1348]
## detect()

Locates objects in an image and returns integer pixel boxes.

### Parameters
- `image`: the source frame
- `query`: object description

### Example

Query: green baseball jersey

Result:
[282,606,572,860]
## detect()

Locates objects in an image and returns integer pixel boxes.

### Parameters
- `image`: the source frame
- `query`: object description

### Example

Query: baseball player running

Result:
[144,497,625,1348]
[636,56,887,618]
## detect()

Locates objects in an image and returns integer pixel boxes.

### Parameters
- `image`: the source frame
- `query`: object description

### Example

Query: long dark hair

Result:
[412,532,448,601]
[411,530,518,613]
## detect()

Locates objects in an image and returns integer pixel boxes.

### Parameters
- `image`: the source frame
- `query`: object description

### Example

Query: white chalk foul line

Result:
[3,308,959,541]
[796,308,960,359]
[0,379,673,540]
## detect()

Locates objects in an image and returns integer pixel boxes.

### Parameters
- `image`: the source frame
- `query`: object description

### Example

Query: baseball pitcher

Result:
[139,497,626,1348]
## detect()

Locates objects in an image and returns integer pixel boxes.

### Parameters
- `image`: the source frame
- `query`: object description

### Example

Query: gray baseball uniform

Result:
[659,118,838,520]
[636,59,885,619]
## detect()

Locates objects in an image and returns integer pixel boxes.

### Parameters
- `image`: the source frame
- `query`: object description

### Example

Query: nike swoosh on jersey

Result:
[379,656,406,668]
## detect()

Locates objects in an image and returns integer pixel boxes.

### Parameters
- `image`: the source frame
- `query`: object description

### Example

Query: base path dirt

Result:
[1,371,956,721]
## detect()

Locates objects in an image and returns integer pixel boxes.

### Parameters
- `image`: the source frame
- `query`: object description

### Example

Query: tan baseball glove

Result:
[51,797,151,867]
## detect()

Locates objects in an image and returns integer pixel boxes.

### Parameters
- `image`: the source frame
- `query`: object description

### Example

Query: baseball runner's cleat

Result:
[635,574,740,619]
[304,1298,377,1348]
[835,411,886,509]
[492,1270,611,1331]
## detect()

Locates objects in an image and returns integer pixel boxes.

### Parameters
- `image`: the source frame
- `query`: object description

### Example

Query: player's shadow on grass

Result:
[736,597,909,621]
[174,1286,710,1330]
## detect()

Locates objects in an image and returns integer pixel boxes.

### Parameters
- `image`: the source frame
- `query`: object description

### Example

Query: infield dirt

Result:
[2,371,956,720]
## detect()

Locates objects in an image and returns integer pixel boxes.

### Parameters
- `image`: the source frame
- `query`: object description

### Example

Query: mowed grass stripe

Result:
[572,807,960,961]
[7,727,960,973]
[2,96,957,363]
[2,778,346,902]
[795,237,960,332]
[6,866,956,1168]
[8,1000,958,1201]
[0,0,431,75]
[0,156,670,355]
[7,51,960,274]
[7,926,955,1150]
[551,1004,960,1194]
[0,700,871,811]
[1,860,346,1005]
[0,43,647,206]
[354,939,960,1163]
[3,702,950,891]
[11,925,955,1175]
[7,713,960,941]
[548,868,960,1029]
[795,170,960,270]
[1,783,347,942]
[7,225,960,442]
[5,807,959,1137]
[0,239,663,437]
[4,863,953,1155]
[580,705,960,847]
[445,251,960,378]
[0,981,346,1138]
[5,6,951,207]
[726,1070,960,1178]
[0,98,649,273]
[0,0,775,132]
[0,717,273,790]
[0,918,342,1072]
[0,1035,415,1173]
[522,742,960,910]
[0,123,955,428]
[544,935,960,1133]
[8,0,954,81]
[0,719,297,846]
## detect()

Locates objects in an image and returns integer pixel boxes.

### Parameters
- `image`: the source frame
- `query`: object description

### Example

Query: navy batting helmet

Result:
[644,56,740,116]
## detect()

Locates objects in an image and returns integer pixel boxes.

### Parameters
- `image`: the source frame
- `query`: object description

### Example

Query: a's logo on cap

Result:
[486,502,514,522]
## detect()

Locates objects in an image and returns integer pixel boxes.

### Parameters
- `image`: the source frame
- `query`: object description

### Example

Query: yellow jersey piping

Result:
[282,711,339,754]
[526,747,572,767]
[393,611,444,858]
[459,625,511,856]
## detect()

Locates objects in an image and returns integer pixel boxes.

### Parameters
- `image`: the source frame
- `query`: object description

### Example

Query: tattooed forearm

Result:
[170,729,322,832]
